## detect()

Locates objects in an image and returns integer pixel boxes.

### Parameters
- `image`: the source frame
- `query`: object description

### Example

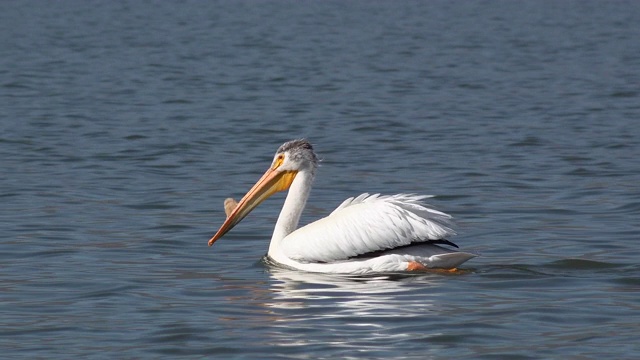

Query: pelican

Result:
[208,139,475,274]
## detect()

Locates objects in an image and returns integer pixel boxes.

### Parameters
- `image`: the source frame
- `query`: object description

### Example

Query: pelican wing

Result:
[281,193,457,263]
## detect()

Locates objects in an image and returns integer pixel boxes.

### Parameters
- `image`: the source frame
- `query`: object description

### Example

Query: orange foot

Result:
[407,261,428,271]
[407,261,460,273]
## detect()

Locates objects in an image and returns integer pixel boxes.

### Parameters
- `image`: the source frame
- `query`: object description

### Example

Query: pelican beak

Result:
[208,167,297,246]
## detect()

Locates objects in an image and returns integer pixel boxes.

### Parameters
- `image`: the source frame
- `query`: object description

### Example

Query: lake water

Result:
[2,1,640,358]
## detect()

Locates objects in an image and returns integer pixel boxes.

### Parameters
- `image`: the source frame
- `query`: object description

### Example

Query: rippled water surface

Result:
[2,1,640,359]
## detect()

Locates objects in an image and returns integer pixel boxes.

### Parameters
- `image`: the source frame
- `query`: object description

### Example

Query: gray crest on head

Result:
[277,139,318,169]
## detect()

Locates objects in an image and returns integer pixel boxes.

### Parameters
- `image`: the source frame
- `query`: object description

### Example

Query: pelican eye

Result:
[273,154,285,169]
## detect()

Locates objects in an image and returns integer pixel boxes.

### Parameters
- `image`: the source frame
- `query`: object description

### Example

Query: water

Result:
[2,1,640,358]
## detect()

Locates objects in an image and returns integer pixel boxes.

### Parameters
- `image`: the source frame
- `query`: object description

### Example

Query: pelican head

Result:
[272,139,319,174]
[208,139,318,246]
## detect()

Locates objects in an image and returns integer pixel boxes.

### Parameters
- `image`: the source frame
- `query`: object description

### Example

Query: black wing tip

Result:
[430,238,459,248]
[346,239,461,261]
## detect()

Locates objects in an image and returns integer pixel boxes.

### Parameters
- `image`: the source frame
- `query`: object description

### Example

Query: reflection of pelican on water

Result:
[265,265,442,310]
[261,267,449,357]
[209,139,475,274]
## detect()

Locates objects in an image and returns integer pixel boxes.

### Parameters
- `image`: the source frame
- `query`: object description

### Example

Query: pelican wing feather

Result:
[281,193,457,263]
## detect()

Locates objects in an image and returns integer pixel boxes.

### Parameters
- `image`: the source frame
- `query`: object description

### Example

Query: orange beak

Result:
[208,167,297,246]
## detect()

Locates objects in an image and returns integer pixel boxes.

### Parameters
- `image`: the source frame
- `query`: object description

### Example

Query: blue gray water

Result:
[2,1,640,359]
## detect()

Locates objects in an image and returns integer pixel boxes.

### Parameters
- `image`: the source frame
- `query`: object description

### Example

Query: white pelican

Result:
[208,139,475,274]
